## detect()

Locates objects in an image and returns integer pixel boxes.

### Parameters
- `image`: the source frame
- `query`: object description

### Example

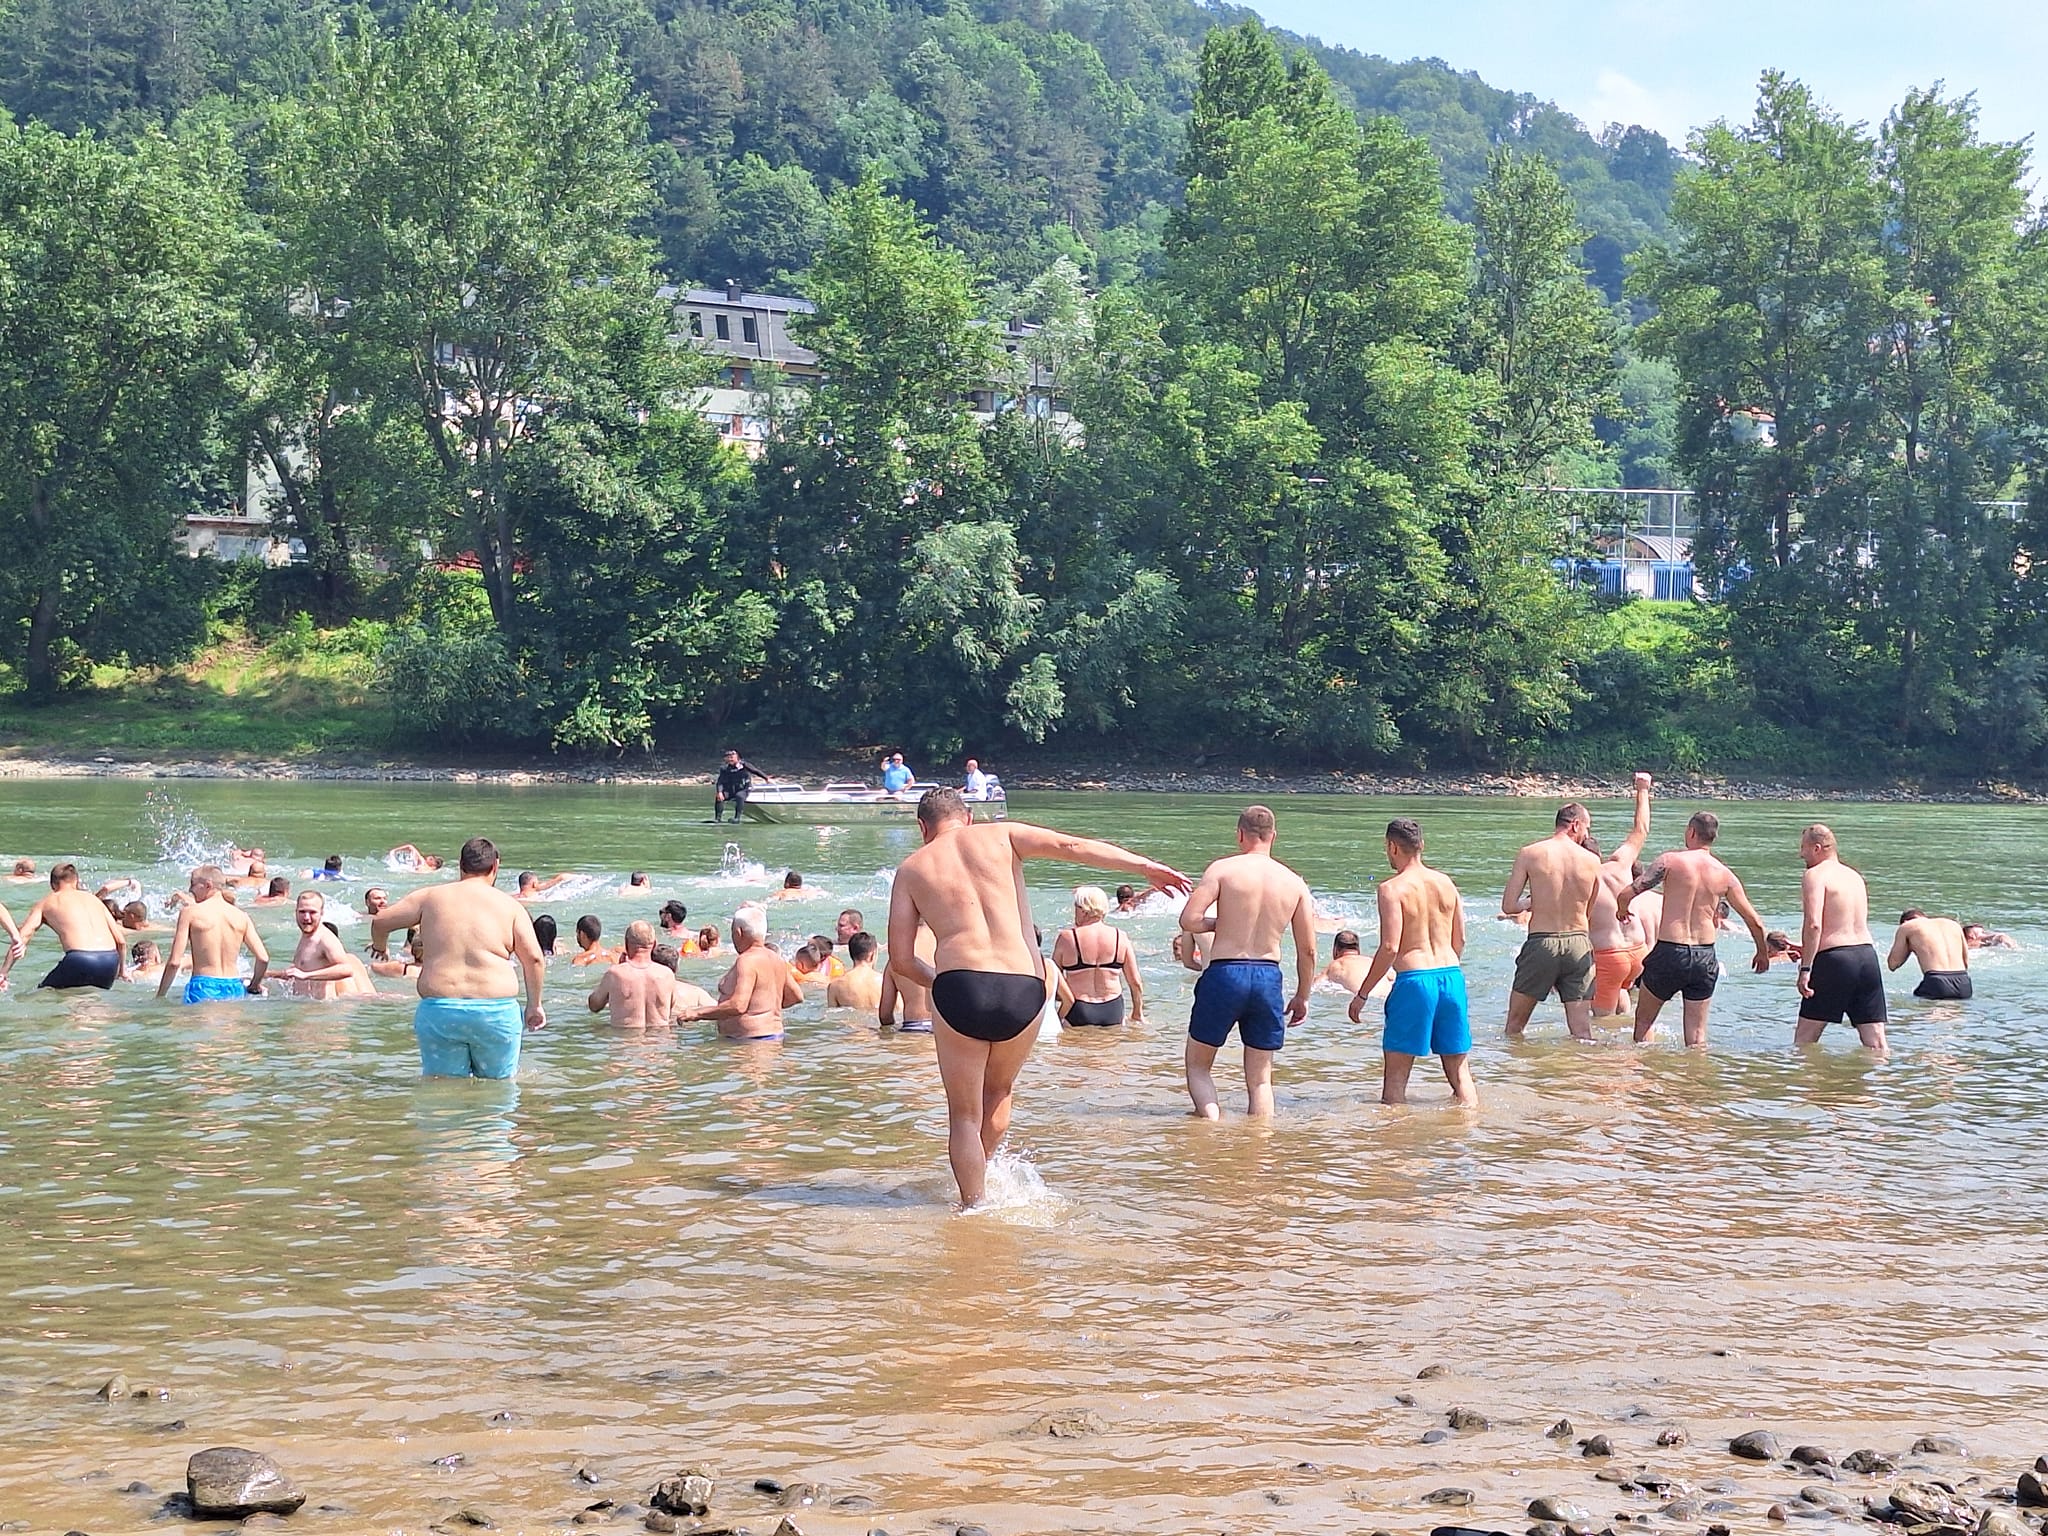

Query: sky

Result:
[1247,0,2048,166]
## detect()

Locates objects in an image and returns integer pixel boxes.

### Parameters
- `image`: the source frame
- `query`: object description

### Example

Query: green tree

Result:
[0,120,248,697]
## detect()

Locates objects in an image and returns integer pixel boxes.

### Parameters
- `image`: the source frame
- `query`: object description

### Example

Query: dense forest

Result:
[2,1,2046,780]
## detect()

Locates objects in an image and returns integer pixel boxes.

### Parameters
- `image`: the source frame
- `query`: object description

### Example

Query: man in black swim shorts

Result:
[1887,909,1973,1002]
[1792,825,1888,1052]
[0,862,126,991]
[888,788,1189,1208]
[1617,811,1770,1048]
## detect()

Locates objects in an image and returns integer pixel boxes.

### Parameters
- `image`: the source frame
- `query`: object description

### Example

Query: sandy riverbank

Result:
[0,747,2042,803]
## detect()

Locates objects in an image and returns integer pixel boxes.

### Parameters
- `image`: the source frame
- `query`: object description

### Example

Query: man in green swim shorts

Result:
[370,837,547,1079]
[1500,802,1602,1040]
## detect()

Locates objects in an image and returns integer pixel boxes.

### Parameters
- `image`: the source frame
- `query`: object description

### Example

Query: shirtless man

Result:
[1590,774,1655,1018]
[879,923,938,1033]
[887,788,1187,1206]
[516,871,570,901]
[4,862,128,990]
[1322,931,1371,992]
[569,915,613,966]
[772,870,810,902]
[1888,910,1971,1000]
[253,876,293,906]
[827,931,885,1011]
[388,844,445,872]
[274,892,376,998]
[7,858,37,883]
[679,907,801,1041]
[835,908,864,945]
[1794,825,1887,1051]
[362,887,391,960]
[1178,805,1316,1120]
[587,921,678,1027]
[1617,811,1770,1046]
[659,901,694,950]
[1348,818,1475,1106]
[1501,802,1603,1040]
[158,865,267,1003]
[370,837,546,1078]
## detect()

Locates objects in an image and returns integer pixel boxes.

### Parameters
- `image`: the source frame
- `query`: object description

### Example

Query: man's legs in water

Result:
[1681,996,1712,1048]
[1503,989,1539,1037]
[1562,997,1595,1041]
[1184,1039,1224,1119]
[978,1024,1039,1159]
[1381,1050,1418,1105]
[1441,1052,1479,1107]
[934,1019,1040,1206]
[1632,986,1669,1043]
[1244,1046,1276,1118]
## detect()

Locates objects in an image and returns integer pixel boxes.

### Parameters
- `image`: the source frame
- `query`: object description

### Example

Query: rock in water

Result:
[1418,1364,1452,1379]
[1422,1430,1452,1445]
[1581,1436,1615,1459]
[1529,1496,1592,1523]
[1026,1410,1105,1438]
[1978,1511,2037,1536]
[1790,1447,1836,1468]
[1890,1481,1976,1528]
[1424,1488,1477,1507]
[1657,1429,1689,1449]
[1841,1450,1898,1476]
[2014,1470,2047,1507]
[648,1468,714,1517]
[95,1374,129,1402]
[1547,1420,1575,1441]
[1729,1432,1783,1462]
[186,1448,306,1518]
[1913,1436,1967,1457]
[1448,1408,1491,1432]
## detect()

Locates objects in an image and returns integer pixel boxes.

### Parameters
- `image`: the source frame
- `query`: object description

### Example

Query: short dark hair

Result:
[121,901,148,927]
[1582,830,1603,858]
[1332,930,1360,954]
[1900,908,1925,923]
[576,914,602,944]
[267,876,289,896]
[917,787,968,828]
[839,907,863,926]
[532,914,557,953]
[1116,885,1136,902]
[629,871,648,885]
[50,861,78,888]
[1386,818,1423,852]
[793,942,820,968]
[1766,930,1794,952]
[459,837,498,875]
[1238,804,1276,841]
[518,870,537,887]
[783,869,803,888]
[1555,801,1589,829]
[809,933,834,955]
[698,925,719,948]
[660,900,688,926]
[650,944,680,971]
[323,854,342,872]
[848,931,877,963]
[1687,811,1720,845]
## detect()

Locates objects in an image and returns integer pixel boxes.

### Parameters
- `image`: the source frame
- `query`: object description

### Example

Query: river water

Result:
[0,783,2043,1535]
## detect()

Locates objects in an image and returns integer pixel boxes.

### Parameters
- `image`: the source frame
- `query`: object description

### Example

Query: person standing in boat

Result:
[714,749,764,823]
[880,752,915,794]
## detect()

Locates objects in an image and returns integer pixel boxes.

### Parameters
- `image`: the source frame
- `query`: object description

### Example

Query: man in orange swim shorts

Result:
[1588,773,1657,1018]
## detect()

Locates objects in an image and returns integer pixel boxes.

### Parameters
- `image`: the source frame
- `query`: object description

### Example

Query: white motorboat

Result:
[740,778,1008,825]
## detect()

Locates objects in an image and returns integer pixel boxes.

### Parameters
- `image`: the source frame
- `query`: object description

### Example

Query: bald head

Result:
[623,920,655,953]
[1802,823,1836,853]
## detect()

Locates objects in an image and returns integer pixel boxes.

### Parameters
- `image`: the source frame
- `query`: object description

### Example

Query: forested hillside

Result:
[0,0,1677,295]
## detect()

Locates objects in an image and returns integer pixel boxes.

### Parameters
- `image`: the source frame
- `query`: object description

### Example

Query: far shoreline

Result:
[1,748,2042,805]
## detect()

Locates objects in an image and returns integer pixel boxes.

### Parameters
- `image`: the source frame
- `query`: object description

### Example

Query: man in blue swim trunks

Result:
[1178,805,1317,1119]
[370,837,547,1079]
[158,865,269,1003]
[1348,819,1478,1107]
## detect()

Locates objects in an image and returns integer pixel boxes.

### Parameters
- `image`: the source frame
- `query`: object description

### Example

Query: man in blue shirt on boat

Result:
[880,752,915,793]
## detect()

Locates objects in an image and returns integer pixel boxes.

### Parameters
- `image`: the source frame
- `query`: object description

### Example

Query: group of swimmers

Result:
[0,779,2009,1208]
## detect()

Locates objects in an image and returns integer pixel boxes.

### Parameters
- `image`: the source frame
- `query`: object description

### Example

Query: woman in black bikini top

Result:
[1051,885,1144,1027]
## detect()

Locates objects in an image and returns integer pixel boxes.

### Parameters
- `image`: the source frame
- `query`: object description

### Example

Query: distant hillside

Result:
[0,0,1677,295]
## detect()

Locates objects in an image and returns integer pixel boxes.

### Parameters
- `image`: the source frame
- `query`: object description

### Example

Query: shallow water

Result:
[0,783,2044,1534]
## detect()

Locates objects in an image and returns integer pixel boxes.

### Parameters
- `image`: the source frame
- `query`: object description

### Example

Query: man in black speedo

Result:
[887,788,1188,1208]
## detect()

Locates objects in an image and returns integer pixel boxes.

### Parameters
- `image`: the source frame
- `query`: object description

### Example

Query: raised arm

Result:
[1286,884,1316,1025]
[1350,884,1402,1022]
[1005,822,1190,896]
[1617,773,1654,868]
[1726,874,1771,973]
[1884,924,1912,973]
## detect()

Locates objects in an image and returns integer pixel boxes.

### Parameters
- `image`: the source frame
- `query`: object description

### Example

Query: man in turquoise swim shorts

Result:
[1348,819,1478,1107]
[158,865,268,1003]
[369,837,547,1079]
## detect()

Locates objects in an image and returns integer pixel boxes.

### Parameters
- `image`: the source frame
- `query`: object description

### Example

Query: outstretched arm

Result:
[1727,876,1771,973]
[1618,772,1653,868]
[1005,822,1190,896]
[370,889,427,948]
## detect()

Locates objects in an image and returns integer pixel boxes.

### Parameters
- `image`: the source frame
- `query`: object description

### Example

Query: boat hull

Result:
[741,790,1006,825]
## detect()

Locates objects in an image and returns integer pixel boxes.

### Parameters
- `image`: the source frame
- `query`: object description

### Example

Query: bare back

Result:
[827,965,883,1011]
[1381,865,1464,970]
[1894,916,1967,973]
[1803,858,1874,951]
[893,823,1038,976]
[1590,861,1648,951]
[596,957,677,1027]
[1189,852,1311,962]
[715,945,795,1039]
[1507,834,1600,933]
[1645,849,1741,945]
[410,882,530,999]
[37,888,123,954]
[186,896,261,978]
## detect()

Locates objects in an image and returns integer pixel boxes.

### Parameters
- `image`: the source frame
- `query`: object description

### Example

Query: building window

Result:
[715,314,730,340]
[687,312,703,337]
[726,366,753,388]
[742,316,758,344]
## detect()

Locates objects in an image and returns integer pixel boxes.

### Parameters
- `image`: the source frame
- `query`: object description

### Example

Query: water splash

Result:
[142,791,231,871]
[720,844,745,878]
[960,1147,1067,1225]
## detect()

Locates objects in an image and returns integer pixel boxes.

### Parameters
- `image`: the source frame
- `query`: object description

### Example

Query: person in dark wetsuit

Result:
[1051,885,1144,1028]
[886,788,1188,1208]
[1,862,126,990]
[713,749,763,822]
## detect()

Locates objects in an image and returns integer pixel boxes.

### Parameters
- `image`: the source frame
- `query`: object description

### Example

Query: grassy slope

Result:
[0,632,393,761]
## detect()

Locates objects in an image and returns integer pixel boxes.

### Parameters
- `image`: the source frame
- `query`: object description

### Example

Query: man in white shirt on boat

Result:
[962,759,989,800]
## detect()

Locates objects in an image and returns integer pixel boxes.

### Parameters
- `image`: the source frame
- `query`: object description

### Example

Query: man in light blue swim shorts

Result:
[369,836,548,1080]
[1347,819,1478,1107]
[158,864,269,1004]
